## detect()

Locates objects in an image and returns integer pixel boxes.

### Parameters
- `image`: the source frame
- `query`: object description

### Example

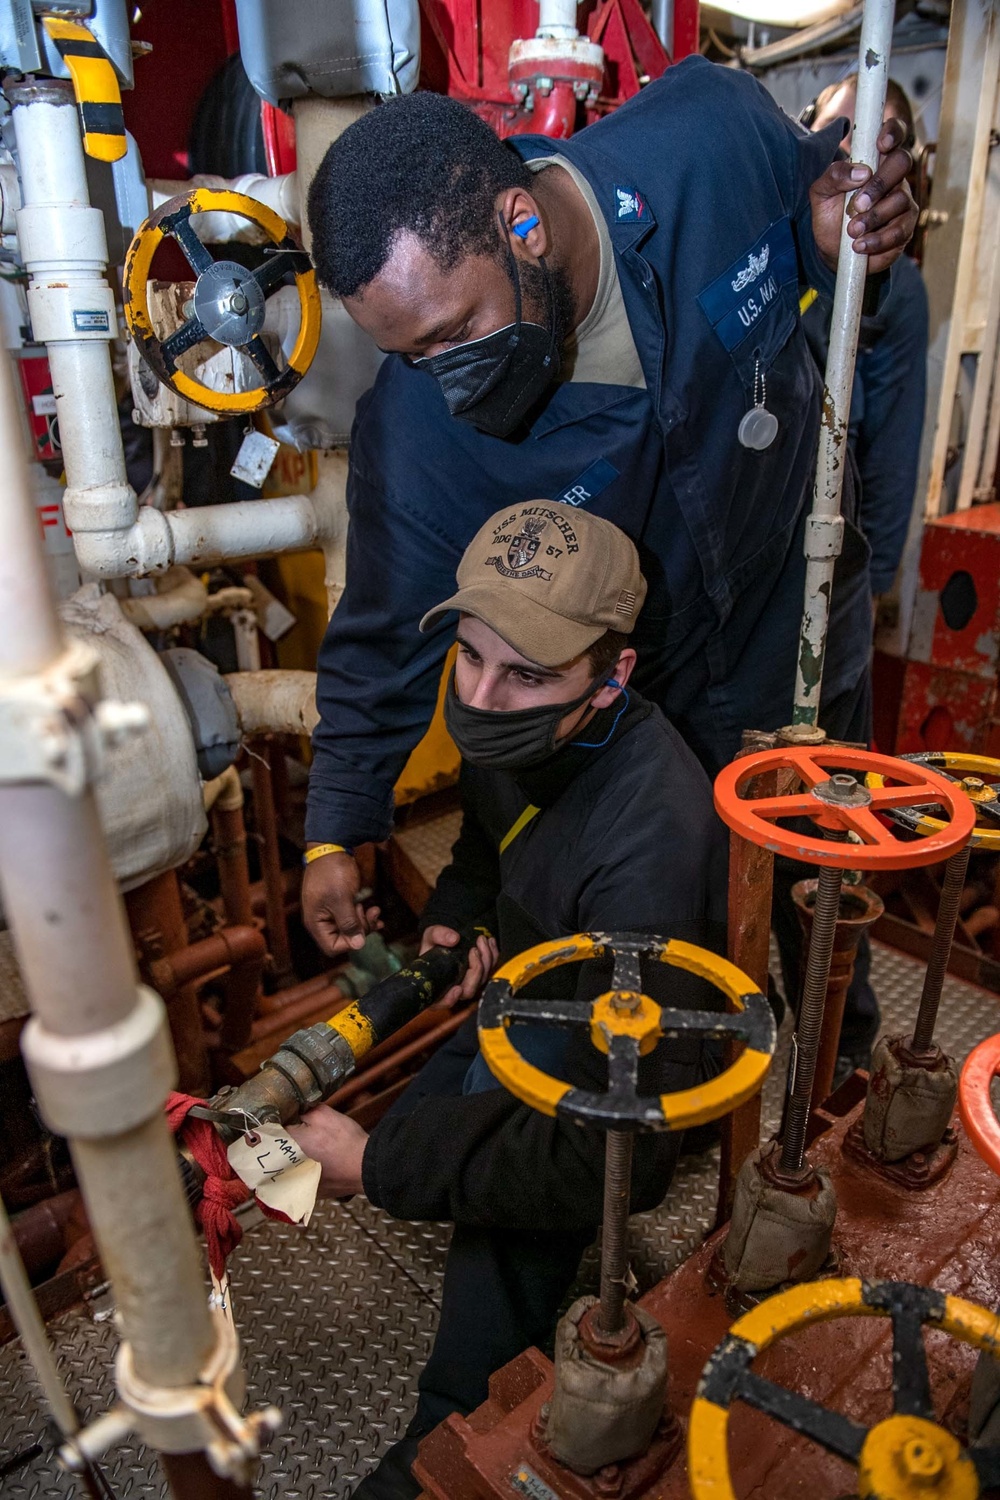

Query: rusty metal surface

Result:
[416,1107,1000,1500]
[0,940,994,1499]
[908,501,1000,681]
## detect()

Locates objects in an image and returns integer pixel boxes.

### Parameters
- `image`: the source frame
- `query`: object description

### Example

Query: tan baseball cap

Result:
[419,501,647,668]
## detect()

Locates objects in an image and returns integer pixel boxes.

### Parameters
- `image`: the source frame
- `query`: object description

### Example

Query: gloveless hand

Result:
[301,849,382,957]
[420,925,500,1007]
[809,117,917,274]
[286,1104,369,1199]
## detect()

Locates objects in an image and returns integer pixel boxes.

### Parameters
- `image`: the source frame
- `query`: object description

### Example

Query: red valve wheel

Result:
[713,746,976,869]
[959,1034,1000,1178]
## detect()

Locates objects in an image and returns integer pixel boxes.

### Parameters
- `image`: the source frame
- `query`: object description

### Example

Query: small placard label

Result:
[72,309,110,333]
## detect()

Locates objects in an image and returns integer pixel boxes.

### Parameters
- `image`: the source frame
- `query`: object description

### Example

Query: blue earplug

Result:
[512,215,540,239]
[606,679,621,689]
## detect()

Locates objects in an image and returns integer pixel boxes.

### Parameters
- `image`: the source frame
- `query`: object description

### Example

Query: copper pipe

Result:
[716,731,778,1225]
[125,872,210,1096]
[150,926,267,1057]
[254,968,330,1017]
[793,880,884,1111]
[249,738,293,984]
[211,801,254,930]
[9,1189,87,1283]
[250,977,348,1040]
[161,1451,255,1500]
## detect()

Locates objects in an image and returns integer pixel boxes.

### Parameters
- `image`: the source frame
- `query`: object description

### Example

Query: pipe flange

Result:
[114,1309,280,1477]
[22,985,176,1138]
[0,637,149,796]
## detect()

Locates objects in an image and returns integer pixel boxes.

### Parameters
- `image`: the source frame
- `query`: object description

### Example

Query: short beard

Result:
[518,259,575,349]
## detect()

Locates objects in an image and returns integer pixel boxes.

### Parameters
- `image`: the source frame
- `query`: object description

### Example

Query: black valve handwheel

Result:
[123,188,321,414]
[689,1277,1000,1499]
[477,932,776,1131]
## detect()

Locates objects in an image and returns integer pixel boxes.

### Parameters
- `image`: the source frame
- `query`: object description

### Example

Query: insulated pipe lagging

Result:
[791,0,894,727]
[224,670,320,737]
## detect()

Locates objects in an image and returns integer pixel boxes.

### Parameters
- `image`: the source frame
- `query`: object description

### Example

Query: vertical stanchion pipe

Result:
[791,0,895,726]
[0,332,216,1397]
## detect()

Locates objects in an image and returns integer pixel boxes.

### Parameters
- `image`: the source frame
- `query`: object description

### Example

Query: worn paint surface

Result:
[908,503,1000,680]
[412,1103,1000,1500]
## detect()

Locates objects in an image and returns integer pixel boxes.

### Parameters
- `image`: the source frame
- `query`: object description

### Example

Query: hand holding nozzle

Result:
[195,928,487,1146]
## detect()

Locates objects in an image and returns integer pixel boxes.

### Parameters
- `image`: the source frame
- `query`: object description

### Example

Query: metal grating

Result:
[390,813,463,893]
[0,941,997,1499]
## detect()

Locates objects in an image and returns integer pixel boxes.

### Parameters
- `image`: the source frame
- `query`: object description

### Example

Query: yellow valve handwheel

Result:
[866,752,1000,851]
[477,931,775,1130]
[123,188,321,415]
[688,1276,1000,1499]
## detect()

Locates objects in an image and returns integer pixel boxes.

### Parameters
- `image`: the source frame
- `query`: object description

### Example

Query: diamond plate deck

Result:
[1,941,997,1499]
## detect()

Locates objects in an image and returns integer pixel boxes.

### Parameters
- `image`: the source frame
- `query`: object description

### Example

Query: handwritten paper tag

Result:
[227,1125,321,1225]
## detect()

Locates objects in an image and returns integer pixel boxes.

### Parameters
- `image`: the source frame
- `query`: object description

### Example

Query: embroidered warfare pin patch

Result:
[697,216,798,353]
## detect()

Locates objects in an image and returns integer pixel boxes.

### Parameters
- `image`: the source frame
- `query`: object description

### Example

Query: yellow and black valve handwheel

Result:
[477,931,775,1130]
[123,189,321,415]
[689,1276,1000,1498]
[867,751,1000,851]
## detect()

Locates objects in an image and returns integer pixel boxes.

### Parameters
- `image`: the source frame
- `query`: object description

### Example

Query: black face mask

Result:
[412,222,560,439]
[443,669,601,771]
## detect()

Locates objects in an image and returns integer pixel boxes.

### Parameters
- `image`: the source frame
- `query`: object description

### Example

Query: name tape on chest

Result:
[697,217,798,354]
[555,458,620,509]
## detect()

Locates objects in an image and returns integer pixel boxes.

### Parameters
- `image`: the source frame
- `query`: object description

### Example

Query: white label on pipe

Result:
[227,1124,321,1225]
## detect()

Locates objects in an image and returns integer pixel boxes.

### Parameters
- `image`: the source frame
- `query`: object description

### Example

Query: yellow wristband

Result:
[303,843,353,866]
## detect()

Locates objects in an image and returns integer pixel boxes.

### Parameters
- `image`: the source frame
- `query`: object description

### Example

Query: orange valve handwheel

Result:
[713,746,976,870]
[959,1034,1000,1178]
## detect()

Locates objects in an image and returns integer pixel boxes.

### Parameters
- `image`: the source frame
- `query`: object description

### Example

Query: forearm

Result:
[362,1091,679,1230]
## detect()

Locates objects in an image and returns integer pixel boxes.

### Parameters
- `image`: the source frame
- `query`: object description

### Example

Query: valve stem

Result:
[911,842,971,1054]
[780,773,866,1176]
[597,1129,634,1336]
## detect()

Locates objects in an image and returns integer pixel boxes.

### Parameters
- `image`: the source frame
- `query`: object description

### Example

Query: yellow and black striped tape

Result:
[42,18,126,163]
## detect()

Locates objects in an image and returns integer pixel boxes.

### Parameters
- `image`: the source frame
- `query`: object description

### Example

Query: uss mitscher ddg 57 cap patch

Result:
[419,500,647,668]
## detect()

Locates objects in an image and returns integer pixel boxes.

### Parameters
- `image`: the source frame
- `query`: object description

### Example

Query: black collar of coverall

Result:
[512,690,652,809]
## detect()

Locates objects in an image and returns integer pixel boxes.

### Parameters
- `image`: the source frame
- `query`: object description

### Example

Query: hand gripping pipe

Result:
[791,0,894,726]
[6,78,325,581]
[187,936,478,1159]
[0,334,264,1495]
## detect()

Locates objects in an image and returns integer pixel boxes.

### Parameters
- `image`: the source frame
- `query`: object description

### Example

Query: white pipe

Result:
[0,162,21,235]
[740,2,864,67]
[791,0,894,729]
[70,492,323,578]
[119,566,208,631]
[149,172,299,240]
[716,0,856,27]
[224,670,320,737]
[0,330,216,1391]
[537,0,580,39]
[10,82,322,585]
[202,763,244,813]
[0,1190,80,1438]
[9,81,137,541]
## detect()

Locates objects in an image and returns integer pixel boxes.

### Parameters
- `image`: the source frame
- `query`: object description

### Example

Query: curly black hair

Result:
[307,92,534,298]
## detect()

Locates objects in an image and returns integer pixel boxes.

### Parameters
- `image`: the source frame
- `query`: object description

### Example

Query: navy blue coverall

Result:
[306,56,875,855]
